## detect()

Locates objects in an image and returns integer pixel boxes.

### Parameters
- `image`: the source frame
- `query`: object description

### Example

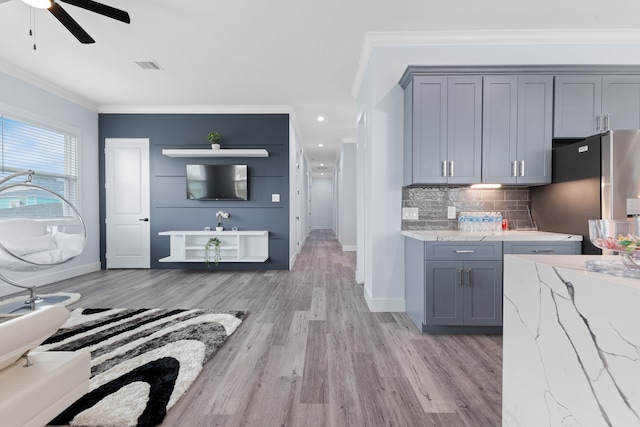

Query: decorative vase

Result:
[216,226,223,232]
[211,144,220,150]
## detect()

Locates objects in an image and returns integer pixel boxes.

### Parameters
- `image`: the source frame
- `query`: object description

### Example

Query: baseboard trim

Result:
[364,286,405,312]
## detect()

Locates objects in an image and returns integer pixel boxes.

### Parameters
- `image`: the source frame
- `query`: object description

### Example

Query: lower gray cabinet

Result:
[503,241,581,255]
[425,260,503,327]
[404,239,503,334]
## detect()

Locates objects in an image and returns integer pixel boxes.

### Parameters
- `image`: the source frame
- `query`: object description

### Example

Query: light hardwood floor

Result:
[38,230,502,426]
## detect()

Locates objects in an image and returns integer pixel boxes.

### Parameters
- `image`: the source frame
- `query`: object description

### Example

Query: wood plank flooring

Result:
[36,230,502,426]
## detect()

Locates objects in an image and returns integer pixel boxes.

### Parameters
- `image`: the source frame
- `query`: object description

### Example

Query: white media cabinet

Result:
[158,230,269,263]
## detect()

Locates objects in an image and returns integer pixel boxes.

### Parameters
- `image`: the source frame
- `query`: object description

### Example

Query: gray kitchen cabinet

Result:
[425,259,503,327]
[404,239,503,334]
[482,75,553,185]
[554,75,640,138]
[503,240,581,255]
[403,75,482,185]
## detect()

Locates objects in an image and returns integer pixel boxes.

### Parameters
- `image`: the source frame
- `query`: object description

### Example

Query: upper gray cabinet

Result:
[403,76,482,185]
[554,75,640,138]
[482,76,553,185]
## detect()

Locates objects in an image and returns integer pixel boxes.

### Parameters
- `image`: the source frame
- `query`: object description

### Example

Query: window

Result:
[0,114,79,217]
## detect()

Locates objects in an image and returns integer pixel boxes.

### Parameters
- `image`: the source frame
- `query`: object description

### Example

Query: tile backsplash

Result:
[402,186,532,230]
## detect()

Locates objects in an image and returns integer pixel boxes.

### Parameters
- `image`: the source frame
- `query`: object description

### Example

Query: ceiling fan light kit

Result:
[20,0,130,45]
[21,0,51,8]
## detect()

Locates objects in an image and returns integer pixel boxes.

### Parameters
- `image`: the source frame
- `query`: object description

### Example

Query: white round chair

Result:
[0,170,86,315]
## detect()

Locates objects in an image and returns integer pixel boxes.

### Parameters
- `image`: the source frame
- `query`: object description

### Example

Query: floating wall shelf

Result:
[162,149,269,158]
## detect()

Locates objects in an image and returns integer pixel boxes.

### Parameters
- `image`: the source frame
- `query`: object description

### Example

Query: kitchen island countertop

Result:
[503,254,640,426]
[401,229,583,241]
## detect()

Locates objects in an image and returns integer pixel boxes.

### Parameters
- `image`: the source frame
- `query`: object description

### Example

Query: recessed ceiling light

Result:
[318,144,323,147]
[320,163,324,166]
[321,173,324,176]
[317,116,325,122]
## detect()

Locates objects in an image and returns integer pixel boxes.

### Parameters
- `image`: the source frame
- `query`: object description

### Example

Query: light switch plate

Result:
[447,206,457,219]
[402,207,419,220]
[272,194,280,202]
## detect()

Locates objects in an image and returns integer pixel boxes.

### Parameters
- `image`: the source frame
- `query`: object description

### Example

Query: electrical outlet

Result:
[272,194,280,202]
[402,207,419,220]
[447,206,457,219]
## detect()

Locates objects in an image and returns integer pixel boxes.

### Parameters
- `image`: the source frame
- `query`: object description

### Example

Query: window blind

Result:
[0,114,78,206]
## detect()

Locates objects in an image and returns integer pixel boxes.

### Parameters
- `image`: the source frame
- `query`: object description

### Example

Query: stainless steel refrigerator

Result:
[530,129,640,255]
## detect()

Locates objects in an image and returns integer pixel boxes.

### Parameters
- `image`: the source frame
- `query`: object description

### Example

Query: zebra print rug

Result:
[36,307,246,427]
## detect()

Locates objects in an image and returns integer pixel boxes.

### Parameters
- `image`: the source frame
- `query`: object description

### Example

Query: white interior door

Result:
[105,138,150,269]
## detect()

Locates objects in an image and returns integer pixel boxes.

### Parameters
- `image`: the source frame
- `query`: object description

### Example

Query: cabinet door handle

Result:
[466,269,472,287]
[449,161,454,177]
[512,160,517,177]
[596,114,602,131]
[604,114,610,131]
[519,160,525,177]
[454,250,475,254]
[532,249,555,253]
[442,160,448,177]
[458,268,463,286]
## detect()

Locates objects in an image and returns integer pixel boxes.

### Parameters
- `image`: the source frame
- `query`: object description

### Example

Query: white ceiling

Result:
[1,0,639,177]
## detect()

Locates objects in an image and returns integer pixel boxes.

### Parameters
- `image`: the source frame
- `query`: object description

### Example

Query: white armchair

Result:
[0,305,90,427]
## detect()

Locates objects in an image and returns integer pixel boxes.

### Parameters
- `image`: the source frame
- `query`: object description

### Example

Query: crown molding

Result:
[351,28,640,97]
[0,60,98,112]
[98,105,294,114]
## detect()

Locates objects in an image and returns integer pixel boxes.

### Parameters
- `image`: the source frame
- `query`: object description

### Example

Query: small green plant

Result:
[208,132,221,145]
[204,237,222,267]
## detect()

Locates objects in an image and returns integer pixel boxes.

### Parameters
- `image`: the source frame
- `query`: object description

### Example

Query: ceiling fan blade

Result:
[59,0,130,23]
[49,3,95,44]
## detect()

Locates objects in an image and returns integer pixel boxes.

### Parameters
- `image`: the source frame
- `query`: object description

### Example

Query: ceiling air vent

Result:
[316,166,329,171]
[135,61,163,70]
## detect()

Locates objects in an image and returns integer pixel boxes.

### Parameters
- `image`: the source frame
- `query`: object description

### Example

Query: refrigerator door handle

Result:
[520,160,525,177]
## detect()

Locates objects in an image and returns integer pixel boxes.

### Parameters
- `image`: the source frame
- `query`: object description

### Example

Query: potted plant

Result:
[204,237,222,267]
[208,132,221,150]
[216,210,229,231]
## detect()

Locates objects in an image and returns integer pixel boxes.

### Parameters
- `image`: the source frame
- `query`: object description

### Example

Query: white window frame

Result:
[0,107,81,212]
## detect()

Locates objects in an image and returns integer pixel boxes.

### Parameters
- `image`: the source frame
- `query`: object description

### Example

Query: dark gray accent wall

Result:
[98,113,290,270]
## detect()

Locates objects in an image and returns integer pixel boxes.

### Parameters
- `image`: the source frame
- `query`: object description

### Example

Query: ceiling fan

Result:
[20,0,130,44]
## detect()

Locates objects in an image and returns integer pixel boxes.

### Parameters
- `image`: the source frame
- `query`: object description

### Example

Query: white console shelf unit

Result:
[159,230,269,263]
[162,149,269,158]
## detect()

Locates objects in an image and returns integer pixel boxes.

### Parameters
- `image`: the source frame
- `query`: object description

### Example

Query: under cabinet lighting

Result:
[469,183,502,189]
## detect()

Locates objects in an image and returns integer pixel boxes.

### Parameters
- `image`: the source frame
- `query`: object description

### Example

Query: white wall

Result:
[337,143,357,251]
[0,71,101,298]
[356,32,640,312]
[311,177,333,230]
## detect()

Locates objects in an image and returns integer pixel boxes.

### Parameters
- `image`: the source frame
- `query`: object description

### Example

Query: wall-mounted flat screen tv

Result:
[186,164,248,200]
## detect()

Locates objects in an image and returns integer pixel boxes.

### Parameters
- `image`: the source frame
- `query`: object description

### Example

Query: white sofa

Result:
[0,305,90,427]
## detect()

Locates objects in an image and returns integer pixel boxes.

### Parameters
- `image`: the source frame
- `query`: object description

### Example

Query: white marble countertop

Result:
[506,254,640,288]
[401,229,583,242]
[503,253,640,426]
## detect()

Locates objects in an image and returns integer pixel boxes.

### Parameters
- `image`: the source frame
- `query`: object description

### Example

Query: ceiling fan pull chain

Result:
[33,9,37,50]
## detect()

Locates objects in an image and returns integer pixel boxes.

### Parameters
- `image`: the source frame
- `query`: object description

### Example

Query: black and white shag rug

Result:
[36,307,246,427]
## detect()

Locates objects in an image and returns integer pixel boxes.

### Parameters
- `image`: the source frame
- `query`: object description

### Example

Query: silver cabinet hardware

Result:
[449,161,454,177]
[454,250,475,254]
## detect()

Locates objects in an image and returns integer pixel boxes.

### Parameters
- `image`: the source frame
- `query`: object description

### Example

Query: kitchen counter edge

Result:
[401,230,583,242]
